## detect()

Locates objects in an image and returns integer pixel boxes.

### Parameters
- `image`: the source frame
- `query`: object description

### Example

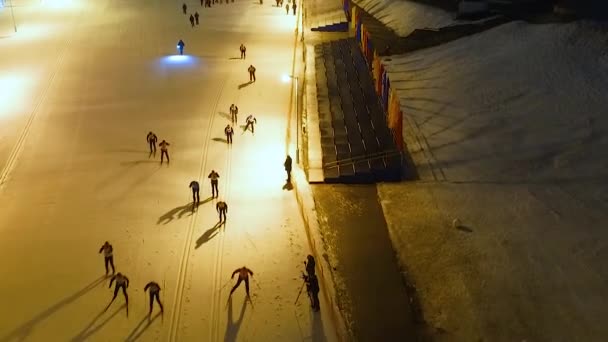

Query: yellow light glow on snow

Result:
[9,22,58,41]
[0,71,33,118]
[42,0,86,10]
[273,14,296,31]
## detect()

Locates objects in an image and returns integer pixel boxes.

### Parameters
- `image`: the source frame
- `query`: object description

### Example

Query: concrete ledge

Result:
[306,43,325,183]
[293,168,349,341]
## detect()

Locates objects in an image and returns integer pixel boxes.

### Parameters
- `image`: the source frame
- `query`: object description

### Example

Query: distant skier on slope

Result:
[144,281,164,315]
[229,266,254,298]
[216,200,228,223]
[147,131,158,155]
[106,272,130,314]
[189,180,200,204]
[99,241,115,276]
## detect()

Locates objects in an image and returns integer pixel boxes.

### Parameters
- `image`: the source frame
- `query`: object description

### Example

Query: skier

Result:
[292,2,296,15]
[182,3,187,14]
[194,12,200,25]
[230,104,238,123]
[285,3,289,14]
[305,254,316,277]
[275,0,279,7]
[200,0,203,6]
[147,131,158,155]
[225,124,234,144]
[303,273,320,311]
[208,169,220,198]
[107,272,130,312]
[159,139,170,164]
[99,241,115,276]
[189,14,195,27]
[177,39,185,55]
[229,266,254,298]
[216,200,228,223]
[144,281,164,315]
[239,44,246,59]
[247,64,256,82]
[189,180,200,204]
[244,114,257,134]
[284,155,292,182]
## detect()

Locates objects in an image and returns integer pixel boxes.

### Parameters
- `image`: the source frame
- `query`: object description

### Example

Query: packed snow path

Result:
[0,0,337,341]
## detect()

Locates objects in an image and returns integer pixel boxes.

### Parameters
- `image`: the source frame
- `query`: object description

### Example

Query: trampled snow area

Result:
[378,20,608,340]
[0,0,336,341]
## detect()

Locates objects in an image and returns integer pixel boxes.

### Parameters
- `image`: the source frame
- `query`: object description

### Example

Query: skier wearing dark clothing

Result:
[239,44,246,59]
[189,181,200,204]
[147,132,158,154]
[189,14,195,27]
[200,0,203,6]
[248,65,256,82]
[225,125,234,144]
[177,40,185,55]
[230,104,238,122]
[182,3,187,14]
[194,12,200,25]
[160,140,170,163]
[292,2,296,14]
[208,170,220,198]
[303,274,320,311]
[305,254,316,277]
[245,115,257,134]
[107,273,130,312]
[286,3,289,14]
[284,155,292,182]
[144,281,164,314]
[99,241,115,276]
[216,201,228,222]
[229,266,254,297]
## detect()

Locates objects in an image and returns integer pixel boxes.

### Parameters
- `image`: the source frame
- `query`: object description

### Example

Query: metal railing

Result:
[323,149,401,170]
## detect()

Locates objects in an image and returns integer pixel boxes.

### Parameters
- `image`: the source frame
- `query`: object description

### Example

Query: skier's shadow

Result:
[223,297,247,342]
[0,276,106,342]
[157,203,195,224]
[70,304,127,341]
[124,312,162,342]
[213,137,229,143]
[196,222,222,249]
[282,181,293,191]
[238,81,253,89]
[217,111,232,121]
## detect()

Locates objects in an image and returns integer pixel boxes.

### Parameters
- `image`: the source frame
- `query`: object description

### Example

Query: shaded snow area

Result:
[378,21,608,340]
[0,0,337,340]
[352,0,457,36]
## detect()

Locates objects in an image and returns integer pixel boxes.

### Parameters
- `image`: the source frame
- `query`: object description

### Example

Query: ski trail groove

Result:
[168,75,228,342]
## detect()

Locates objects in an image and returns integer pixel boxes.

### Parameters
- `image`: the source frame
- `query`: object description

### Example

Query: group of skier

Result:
[146,131,171,163]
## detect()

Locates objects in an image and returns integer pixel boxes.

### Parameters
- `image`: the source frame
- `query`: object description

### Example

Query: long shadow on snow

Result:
[71,304,127,341]
[157,203,195,224]
[224,297,247,342]
[196,222,222,248]
[0,276,106,342]
[124,311,162,342]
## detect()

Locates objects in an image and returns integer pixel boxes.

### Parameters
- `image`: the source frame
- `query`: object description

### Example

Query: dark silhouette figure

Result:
[194,12,200,25]
[230,104,238,123]
[247,65,256,82]
[107,273,130,314]
[303,274,320,311]
[208,170,220,198]
[99,241,115,276]
[229,266,254,298]
[305,254,316,277]
[292,2,296,14]
[147,132,158,155]
[225,125,234,144]
[216,201,228,223]
[182,3,187,14]
[189,181,200,204]
[159,140,170,164]
[286,3,289,14]
[239,44,246,59]
[144,281,164,315]
[189,14,195,27]
[284,155,292,182]
[177,40,185,55]
[244,115,257,134]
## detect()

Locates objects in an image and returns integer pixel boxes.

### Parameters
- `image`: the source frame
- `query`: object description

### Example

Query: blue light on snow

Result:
[160,55,198,66]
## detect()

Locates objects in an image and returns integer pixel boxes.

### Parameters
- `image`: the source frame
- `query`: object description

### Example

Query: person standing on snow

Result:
[159,140,170,164]
[284,155,292,182]
[189,14,195,27]
[107,272,130,313]
[285,3,289,14]
[292,2,296,14]
[230,104,238,123]
[216,200,228,223]
[99,241,115,276]
[239,44,246,59]
[229,266,254,298]
[225,124,234,144]
[189,180,200,204]
[305,254,316,277]
[147,131,158,155]
[182,3,187,14]
[144,281,164,315]
[194,12,200,25]
[177,39,185,55]
[247,64,256,82]
[208,169,220,198]
[244,114,257,134]
[303,273,320,311]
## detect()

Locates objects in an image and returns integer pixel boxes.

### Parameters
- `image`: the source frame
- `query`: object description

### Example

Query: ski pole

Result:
[294,281,305,305]
[219,278,232,292]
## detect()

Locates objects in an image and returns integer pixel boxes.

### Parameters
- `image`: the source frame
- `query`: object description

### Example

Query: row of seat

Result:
[314,38,402,183]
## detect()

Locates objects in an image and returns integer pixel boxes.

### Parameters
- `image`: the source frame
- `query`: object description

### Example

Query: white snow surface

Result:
[378,20,608,340]
[0,0,336,341]
[352,0,457,36]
